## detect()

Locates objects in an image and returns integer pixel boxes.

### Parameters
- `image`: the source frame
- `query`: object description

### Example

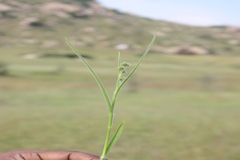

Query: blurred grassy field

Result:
[0,48,240,160]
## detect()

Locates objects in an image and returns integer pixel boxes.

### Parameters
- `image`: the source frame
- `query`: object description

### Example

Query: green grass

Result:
[0,51,240,160]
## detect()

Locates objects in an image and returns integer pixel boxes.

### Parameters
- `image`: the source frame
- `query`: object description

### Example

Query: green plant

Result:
[66,30,157,160]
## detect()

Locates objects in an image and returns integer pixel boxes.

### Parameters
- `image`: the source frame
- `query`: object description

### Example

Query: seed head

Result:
[119,66,125,72]
[121,62,131,67]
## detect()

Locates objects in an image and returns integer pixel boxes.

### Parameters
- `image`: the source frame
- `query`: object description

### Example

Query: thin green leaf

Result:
[112,29,158,109]
[118,51,121,69]
[105,121,125,156]
[119,29,157,90]
[116,51,121,88]
[66,38,112,112]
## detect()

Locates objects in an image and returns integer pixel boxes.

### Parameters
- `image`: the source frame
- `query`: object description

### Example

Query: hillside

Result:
[0,0,240,55]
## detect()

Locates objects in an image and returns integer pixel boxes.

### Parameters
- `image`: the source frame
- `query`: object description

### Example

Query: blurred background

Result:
[0,0,240,159]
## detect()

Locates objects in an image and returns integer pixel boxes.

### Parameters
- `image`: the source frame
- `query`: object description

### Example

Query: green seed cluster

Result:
[118,62,130,82]
[118,62,131,74]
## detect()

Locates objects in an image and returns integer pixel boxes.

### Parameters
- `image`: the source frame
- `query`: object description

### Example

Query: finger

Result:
[0,150,105,160]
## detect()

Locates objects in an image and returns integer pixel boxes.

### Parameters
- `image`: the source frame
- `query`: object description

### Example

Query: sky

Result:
[97,0,240,26]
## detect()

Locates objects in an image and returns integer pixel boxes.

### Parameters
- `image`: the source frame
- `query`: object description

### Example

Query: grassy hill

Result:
[0,0,240,56]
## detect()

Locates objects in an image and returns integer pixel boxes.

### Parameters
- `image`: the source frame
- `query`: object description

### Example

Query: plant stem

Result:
[101,72,122,160]
[112,72,122,109]
[101,112,113,160]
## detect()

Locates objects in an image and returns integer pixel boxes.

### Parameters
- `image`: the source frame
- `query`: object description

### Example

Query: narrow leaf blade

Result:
[105,121,125,156]
[119,29,157,90]
[111,29,157,108]
[118,51,121,69]
[66,38,112,112]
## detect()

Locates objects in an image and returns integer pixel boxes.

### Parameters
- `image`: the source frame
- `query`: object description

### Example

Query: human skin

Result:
[0,150,106,160]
